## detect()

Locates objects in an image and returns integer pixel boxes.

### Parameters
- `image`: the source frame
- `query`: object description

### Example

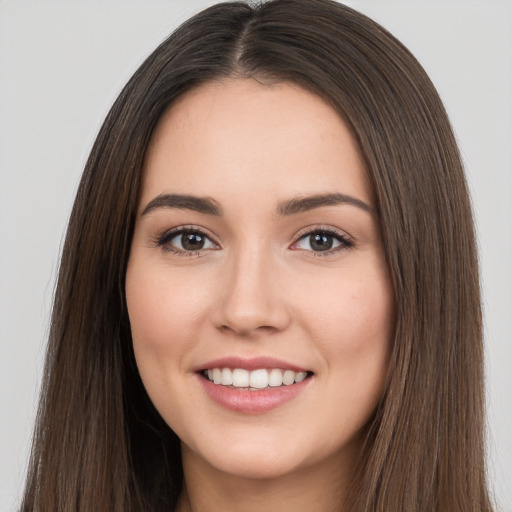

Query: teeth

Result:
[232,368,249,387]
[204,367,309,389]
[282,370,295,385]
[294,371,307,383]
[249,369,268,389]
[268,368,283,387]
[221,368,233,386]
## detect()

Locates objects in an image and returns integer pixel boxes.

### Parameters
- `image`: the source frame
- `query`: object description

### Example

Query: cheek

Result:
[313,275,393,434]
[294,260,394,398]
[126,261,207,350]
[125,261,211,402]
[299,267,393,346]
[125,259,216,430]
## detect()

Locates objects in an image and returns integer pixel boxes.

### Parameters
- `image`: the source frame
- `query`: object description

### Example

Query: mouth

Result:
[196,358,314,413]
[200,367,313,390]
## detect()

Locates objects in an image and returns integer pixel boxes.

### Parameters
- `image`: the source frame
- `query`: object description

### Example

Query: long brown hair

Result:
[21,1,492,510]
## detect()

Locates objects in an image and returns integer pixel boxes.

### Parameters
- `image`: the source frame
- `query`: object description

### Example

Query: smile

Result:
[196,358,314,413]
[203,368,310,389]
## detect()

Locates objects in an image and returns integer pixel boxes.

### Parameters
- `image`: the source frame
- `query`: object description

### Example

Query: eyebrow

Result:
[141,192,374,218]
[141,194,223,216]
[278,193,374,216]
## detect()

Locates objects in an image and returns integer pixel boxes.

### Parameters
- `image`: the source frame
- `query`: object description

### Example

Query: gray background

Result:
[1,1,510,510]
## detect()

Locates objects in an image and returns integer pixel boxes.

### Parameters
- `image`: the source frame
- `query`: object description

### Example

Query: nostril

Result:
[217,322,284,339]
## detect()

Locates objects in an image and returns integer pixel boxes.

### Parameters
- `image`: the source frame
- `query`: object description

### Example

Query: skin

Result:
[126,79,394,512]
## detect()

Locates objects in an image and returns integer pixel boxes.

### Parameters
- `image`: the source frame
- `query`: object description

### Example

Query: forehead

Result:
[141,78,370,209]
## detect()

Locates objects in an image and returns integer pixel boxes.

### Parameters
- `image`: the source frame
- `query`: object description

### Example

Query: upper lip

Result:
[194,356,311,373]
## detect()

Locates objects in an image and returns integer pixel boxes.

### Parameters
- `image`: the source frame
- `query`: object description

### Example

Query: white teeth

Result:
[282,370,296,386]
[249,369,269,389]
[294,371,307,383]
[221,368,232,386]
[205,367,309,389]
[232,368,249,387]
[268,368,283,387]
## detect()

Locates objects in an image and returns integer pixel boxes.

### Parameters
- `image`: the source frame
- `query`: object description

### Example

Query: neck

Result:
[175,443,359,512]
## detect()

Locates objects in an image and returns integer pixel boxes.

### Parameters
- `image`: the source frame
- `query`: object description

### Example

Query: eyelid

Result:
[293,224,352,241]
[153,225,220,255]
[290,225,354,255]
[152,223,353,257]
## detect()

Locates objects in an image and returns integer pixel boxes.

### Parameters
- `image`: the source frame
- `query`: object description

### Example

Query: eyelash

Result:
[154,225,354,257]
[154,225,219,256]
[292,227,354,256]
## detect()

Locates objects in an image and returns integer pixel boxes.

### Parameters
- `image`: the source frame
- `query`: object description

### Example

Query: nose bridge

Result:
[214,238,289,335]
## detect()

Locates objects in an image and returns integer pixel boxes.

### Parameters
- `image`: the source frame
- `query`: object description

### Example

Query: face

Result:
[126,79,394,482]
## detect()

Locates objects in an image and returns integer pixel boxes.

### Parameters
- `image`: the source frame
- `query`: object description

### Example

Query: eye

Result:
[156,227,218,254]
[292,229,353,254]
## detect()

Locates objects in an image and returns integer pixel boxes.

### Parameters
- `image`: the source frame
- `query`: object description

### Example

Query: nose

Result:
[211,246,291,337]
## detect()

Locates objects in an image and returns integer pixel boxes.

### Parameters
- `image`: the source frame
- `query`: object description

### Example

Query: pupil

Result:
[310,233,333,251]
[182,233,204,250]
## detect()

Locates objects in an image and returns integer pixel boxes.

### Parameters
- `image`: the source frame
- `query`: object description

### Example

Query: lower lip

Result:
[198,374,311,414]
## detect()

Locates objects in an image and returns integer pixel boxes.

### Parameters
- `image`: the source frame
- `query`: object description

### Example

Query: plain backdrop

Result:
[0,1,511,511]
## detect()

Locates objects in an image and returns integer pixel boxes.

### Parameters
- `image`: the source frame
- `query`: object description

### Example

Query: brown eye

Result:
[309,233,334,251]
[180,233,206,250]
[157,228,217,253]
[293,229,352,254]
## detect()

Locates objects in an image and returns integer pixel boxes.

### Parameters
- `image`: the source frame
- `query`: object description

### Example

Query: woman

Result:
[20,0,493,510]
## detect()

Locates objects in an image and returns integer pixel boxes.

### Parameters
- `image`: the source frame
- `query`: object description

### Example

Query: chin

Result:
[183,435,315,481]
